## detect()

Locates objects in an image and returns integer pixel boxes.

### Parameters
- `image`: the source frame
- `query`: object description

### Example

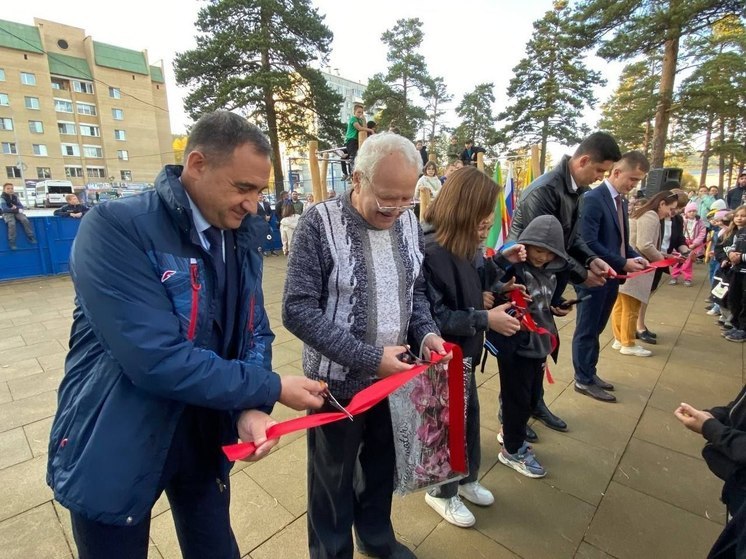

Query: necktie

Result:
[615,196,626,258]
[204,226,225,298]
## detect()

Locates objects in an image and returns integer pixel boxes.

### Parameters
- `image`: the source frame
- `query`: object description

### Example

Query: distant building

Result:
[320,71,366,124]
[0,17,171,191]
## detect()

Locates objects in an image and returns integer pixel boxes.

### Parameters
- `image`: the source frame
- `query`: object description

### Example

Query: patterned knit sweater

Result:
[282,190,439,398]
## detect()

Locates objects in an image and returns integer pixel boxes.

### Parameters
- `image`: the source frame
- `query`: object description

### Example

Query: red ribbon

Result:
[223,343,467,474]
[613,257,679,279]
[508,290,557,384]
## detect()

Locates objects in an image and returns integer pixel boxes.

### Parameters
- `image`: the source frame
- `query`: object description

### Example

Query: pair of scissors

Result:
[319,381,354,421]
[397,345,433,365]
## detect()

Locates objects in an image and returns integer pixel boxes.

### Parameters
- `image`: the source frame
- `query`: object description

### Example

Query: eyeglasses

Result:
[361,176,415,216]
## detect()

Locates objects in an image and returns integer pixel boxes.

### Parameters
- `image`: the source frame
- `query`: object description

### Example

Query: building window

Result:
[109,87,121,99]
[87,167,106,178]
[24,96,40,110]
[51,77,68,90]
[0,93,8,106]
[0,117,13,131]
[120,169,132,181]
[61,143,80,156]
[58,122,76,135]
[83,145,103,158]
[117,149,129,161]
[72,80,94,94]
[20,72,36,86]
[114,129,126,141]
[80,124,100,137]
[32,144,48,156]
[77,102,97,116]
[1,142,17,154]
[112,108,124,120]
[28,120,44,134]
[37,167,51,179]
[6,166,21,178]
[0,69,5,81]
[65,165,83,178]
[54,98,73,113]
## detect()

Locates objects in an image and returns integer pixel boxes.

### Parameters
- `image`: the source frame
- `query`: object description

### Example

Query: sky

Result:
[12,0,625,157]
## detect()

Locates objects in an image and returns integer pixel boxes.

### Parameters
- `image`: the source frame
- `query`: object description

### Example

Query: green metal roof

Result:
[48,53,92,80]
[93,41,148,75]
[0,19,43,54]
[149,65,164,83]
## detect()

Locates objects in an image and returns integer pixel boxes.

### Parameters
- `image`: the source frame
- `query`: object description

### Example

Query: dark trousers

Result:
[572,280,619,385]
[497,352,545,454]
[345,139,359,170]
[70,407,239,559]
[307,399,397,559]
[728,273,746,330]
[429,367,480,498]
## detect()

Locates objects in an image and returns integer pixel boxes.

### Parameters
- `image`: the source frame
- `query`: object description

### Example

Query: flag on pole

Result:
[525,157,534,187]
[485,162,516,252]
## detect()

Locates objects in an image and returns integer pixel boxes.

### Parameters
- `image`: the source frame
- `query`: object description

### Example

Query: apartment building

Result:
[0,17,171,190]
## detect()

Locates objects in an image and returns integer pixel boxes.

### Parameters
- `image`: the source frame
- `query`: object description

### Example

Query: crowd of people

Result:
[43,110,746,559]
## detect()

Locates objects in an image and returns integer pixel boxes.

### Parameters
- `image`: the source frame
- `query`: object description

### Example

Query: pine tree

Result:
[454,83,498,157]
[497,2,602,173]
[574,0,744,168]
[423,77,452,153]
[678,15,746,187]
[174,0,343,194]
[363,18,432,139]
[597,57,659,155]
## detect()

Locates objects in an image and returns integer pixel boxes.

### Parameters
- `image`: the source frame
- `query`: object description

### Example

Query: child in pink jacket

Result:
[670,201,707,286]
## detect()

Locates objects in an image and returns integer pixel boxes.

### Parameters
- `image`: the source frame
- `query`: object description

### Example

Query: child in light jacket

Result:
[670,201,707,286]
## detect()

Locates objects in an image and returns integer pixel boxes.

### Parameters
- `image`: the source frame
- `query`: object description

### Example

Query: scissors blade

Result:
[325,390,354,421]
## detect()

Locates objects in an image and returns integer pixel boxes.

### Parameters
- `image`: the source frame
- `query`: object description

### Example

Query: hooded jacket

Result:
[509,155,597,284]
[47,165,280,526]
[488,215,570,360]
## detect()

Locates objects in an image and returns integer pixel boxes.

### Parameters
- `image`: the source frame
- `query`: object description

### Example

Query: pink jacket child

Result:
[670,202,707,285]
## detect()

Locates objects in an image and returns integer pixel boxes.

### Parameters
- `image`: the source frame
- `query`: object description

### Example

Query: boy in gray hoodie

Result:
[487,215,571,478]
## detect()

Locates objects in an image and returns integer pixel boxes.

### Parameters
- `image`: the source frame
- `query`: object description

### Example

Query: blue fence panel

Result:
[1,216,81,281]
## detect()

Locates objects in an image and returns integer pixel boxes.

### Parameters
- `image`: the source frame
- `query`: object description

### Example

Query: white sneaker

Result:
[497,431,504,445]
[458,481,494,506]
[619,344,652,357]
[611,339,622,350]
[425,494,475,528]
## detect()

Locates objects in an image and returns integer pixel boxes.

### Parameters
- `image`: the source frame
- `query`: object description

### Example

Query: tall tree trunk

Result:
[718,117,726,192]
[260,7,283,196]
[700,114,714,187]
[540,120,549,174]
[651,28,680,168]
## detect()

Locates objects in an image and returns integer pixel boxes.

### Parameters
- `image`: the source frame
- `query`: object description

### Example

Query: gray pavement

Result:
[0,257,735,558]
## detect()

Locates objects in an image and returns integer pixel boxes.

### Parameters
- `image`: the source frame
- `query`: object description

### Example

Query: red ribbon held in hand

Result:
[613,257,679,279]
[223,343,466,472]
[508,290,556,384]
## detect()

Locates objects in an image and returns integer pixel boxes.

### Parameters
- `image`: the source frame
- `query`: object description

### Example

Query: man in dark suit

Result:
[256,193,277,256]
[573,151,651,402]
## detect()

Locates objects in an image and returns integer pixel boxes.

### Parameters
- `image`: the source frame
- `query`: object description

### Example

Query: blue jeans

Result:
[572,281,619,385]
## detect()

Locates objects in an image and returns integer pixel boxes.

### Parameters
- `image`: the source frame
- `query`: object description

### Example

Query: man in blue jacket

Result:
[47,111,324,559]
[574,151,649,402]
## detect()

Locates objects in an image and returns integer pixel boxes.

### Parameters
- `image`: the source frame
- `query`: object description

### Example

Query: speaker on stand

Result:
[643,167,683,197]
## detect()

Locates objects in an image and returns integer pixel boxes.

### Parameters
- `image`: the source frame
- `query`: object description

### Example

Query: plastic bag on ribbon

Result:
[388,356,469,495]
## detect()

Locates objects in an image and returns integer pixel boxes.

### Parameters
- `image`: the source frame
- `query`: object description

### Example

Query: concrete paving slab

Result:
[0,427,32,470]
[245,436,308,517]
[612,438,725,523]
[0,381,10,405]
[476,464,595,559]
[634,406,707,460]
[0,357,43,383]
[0,502,72,559]
[7,368,63,400]
[0,336,26,352]
[23,416,53,457]
[415,521,518,558]
[477,384,501,434]
[575,541,617,558]
[249,515,308,559]
[390,491,442,548]
[0,340,65,367]
[0,390,58,433]
[585,482,722,559]
[648,367,742,414]
[36,351,67,371]
[0,454,52,522]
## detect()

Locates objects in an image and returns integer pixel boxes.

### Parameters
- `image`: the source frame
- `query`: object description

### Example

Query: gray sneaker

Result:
[498,443,546,478]
[725,329,746,343]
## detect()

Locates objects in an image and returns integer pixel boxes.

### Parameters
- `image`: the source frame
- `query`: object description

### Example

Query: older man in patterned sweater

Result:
[283,133,448,559]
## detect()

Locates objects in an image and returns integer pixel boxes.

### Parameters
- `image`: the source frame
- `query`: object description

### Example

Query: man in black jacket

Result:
[508,132,621,429]
[726,173,746,210]
[53,194,90,218]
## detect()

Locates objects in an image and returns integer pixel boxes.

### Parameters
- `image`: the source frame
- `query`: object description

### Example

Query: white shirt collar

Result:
[604,179,621,200]
[570,174,578,192]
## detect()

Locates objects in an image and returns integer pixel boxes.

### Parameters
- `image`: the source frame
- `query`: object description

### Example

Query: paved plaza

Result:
[0,256,736,558]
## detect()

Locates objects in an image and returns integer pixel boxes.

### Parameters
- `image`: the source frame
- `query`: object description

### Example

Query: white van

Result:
[35,180,74,208]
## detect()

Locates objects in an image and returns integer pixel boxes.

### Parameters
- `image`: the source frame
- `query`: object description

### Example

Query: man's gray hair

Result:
[354,133,421,179]
[184,110,271,165]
